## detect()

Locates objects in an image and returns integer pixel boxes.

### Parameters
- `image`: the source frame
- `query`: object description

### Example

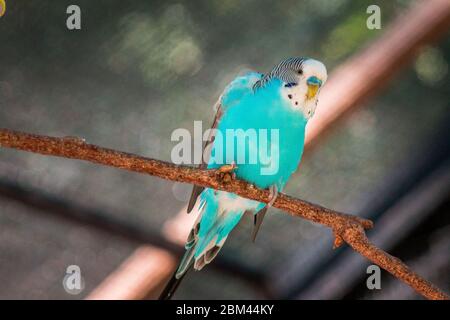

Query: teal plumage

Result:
[175,57,327,279]
[214,74,307,189]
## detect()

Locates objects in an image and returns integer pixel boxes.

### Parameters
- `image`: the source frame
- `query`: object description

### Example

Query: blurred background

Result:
[0,0,449,299]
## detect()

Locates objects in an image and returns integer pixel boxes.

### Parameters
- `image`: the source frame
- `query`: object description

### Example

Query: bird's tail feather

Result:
[159,192,245,299]
[159,242,197,300]
[158,264,190,300]
[175,243,196,279]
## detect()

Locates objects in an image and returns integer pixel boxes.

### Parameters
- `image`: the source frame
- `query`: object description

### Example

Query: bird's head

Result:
[265,57,327,118]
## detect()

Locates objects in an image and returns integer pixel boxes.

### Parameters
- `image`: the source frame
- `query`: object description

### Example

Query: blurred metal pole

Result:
[367,223,450,300]
[295,154,450,299]
[86,246,177,300]
[305,0,450,149]
[75,0,450,299]
[0,178,265,289]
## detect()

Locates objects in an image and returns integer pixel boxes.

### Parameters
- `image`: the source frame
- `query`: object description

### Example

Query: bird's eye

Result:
[297,69,303,75]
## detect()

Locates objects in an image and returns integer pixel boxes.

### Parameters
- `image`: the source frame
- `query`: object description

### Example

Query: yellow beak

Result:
[306,76,322,100]
[306,85,319,100]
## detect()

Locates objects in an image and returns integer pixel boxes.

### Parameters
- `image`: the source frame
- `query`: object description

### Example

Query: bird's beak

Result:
[306,76,322,100]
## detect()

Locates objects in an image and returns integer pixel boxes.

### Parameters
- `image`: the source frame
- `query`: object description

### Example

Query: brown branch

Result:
[0,128,448,300]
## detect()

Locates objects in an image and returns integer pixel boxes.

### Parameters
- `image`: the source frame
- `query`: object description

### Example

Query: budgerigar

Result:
[161,57,327,299]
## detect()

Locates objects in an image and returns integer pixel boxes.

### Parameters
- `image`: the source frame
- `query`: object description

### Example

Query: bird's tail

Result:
[158,262,191,300]
[159,190,245,299]
[158,220,197,300]
[158,235,196,300]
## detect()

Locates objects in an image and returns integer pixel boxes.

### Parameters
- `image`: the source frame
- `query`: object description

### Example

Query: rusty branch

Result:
[0,128,448,300]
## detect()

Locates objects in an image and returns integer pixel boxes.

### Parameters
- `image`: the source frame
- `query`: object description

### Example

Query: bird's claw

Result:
[267,185,278,208]
[217,162,237,183]
[217,162,237,173]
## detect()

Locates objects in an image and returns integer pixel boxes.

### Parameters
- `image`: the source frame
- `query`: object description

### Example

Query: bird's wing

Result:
[187,101,223,213]
[251,207,268,242]
[187,72,263,213]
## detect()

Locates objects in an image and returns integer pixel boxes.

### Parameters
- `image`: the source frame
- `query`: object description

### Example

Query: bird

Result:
[160,57,327,299]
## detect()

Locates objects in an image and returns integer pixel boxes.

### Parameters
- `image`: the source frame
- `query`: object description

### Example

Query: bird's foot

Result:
[217,162,237,183]
[267,184,278,208]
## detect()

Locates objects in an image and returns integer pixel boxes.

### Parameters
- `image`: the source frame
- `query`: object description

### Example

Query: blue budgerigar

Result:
[161,57,327,299]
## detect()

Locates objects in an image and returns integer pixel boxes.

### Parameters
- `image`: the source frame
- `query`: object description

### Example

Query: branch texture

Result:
[0,128,448,300]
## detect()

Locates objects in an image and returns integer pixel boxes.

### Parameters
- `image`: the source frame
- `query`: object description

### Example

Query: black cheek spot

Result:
[295,101,298,105]
[288,94,292,99]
